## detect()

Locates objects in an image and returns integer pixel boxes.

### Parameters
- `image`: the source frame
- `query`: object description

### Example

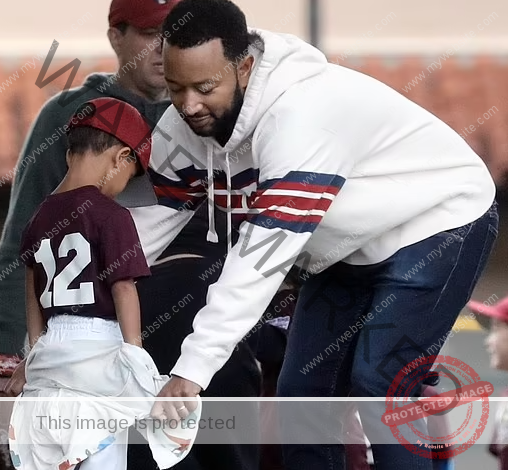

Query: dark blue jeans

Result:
[277,203,498,470]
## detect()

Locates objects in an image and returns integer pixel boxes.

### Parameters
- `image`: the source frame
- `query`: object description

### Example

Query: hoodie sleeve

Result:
[171,119,352,389]
[128,123,208,265]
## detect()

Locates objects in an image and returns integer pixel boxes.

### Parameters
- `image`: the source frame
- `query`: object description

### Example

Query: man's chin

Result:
[186,122,215,138]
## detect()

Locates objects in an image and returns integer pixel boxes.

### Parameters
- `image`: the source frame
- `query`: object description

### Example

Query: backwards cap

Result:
[67,97,152,174]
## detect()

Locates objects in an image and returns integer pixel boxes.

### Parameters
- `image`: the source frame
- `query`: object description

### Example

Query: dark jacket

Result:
[0,73,226,356]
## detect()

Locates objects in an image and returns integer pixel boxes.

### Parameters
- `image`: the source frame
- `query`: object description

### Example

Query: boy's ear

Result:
[65,149,71,168]
[113,146,132,168]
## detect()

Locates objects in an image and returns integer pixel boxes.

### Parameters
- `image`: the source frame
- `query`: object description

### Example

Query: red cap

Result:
[467,296,508,324]
[66,98,152,174]
[109,0,181,29]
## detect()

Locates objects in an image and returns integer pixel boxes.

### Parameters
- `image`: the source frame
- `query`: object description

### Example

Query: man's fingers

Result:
[162,401,181,422]
[150,400,166,420]
[174,400,190,419]
[150,379,200,423]
[184,396,199,413]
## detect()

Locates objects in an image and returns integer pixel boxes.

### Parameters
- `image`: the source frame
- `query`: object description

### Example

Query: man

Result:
[0,1,261,470]
[129,1,498,469]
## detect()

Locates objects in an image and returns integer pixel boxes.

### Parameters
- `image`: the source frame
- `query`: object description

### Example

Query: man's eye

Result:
[198,87,214,95]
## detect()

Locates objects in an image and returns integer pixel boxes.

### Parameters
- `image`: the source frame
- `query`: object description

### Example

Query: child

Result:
[467,295,508,470]
[7,97,200,470]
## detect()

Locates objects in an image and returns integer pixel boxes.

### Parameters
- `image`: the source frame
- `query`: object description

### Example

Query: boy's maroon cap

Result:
[66,97,152,174]
[467,296,508,324]
[109,0,181,29]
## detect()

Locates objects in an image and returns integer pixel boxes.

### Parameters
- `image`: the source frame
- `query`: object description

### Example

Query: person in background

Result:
[0,1,260,469]
[0,0,176,360]
[468,295,508,470]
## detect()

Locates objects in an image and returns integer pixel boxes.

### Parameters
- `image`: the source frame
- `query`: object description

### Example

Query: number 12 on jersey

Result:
[33,232,95,308]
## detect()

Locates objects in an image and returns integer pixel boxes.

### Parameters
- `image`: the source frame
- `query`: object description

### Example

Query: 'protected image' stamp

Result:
[382,354,493,459]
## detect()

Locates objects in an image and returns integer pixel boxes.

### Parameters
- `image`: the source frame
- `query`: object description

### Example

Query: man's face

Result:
[112,25,166,96]
[163,39,253,145]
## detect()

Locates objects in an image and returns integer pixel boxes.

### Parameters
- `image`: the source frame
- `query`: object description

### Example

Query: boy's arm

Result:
[2,242,43,396]
[111,279,142,347]
[100,211,151,344]
[25,267,45,349]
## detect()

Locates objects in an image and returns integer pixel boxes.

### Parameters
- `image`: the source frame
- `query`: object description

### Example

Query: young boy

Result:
[7,98,200,470]
[467,295,508,470]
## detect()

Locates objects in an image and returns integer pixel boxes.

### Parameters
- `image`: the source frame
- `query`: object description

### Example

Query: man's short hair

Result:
[163,0,249,63]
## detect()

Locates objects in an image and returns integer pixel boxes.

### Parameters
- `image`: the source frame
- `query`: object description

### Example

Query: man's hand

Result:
[2,359,27,397]
[151,376,202,422]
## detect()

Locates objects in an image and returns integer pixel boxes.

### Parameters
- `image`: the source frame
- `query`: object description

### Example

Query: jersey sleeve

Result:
[171,114,353,389]
[99,208,151,286]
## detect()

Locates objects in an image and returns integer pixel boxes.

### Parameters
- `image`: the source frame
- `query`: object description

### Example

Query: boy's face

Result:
[485,319,508,370]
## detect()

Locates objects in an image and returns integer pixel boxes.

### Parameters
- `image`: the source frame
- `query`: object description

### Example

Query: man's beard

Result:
[187,80,244,146]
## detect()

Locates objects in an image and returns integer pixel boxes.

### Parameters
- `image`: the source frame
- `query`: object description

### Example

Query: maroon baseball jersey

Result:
[20,185,151,321]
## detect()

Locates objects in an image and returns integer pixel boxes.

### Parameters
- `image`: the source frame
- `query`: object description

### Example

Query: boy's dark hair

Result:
[67,127,131,158]
[163,0,249,63]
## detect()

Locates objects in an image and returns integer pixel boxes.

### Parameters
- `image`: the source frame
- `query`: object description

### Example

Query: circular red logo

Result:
[382,354,492,459]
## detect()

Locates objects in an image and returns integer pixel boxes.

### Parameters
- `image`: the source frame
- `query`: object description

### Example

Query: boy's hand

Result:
[151,376,201,422]
[2,359,27,397]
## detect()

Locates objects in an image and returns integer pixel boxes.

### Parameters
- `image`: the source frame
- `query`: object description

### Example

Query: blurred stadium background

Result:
[1,1,507,468]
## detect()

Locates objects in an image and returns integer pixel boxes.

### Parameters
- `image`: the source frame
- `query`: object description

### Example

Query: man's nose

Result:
[182,92,205,116]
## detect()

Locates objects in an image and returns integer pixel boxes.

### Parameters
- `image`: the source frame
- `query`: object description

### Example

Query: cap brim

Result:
[115,172,157,208]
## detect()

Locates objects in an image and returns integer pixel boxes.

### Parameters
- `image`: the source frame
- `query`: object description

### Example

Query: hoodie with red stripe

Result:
[129,28,495,389]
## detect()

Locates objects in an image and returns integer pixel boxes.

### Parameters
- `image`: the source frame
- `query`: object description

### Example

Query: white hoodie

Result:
[129,28,495,389]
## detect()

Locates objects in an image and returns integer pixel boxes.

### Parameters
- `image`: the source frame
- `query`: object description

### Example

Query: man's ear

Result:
[108,27,125,57]
[237,55,254,90]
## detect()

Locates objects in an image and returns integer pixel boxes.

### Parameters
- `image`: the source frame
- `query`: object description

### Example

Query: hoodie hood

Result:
[219,28,329,153]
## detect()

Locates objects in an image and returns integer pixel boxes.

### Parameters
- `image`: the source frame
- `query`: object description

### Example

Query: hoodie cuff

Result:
[170,352,220,390]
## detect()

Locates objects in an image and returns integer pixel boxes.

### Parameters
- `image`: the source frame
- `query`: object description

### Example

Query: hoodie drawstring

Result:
[206,146,218,243]
[225,153,232,253]
[205,147,233,254]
